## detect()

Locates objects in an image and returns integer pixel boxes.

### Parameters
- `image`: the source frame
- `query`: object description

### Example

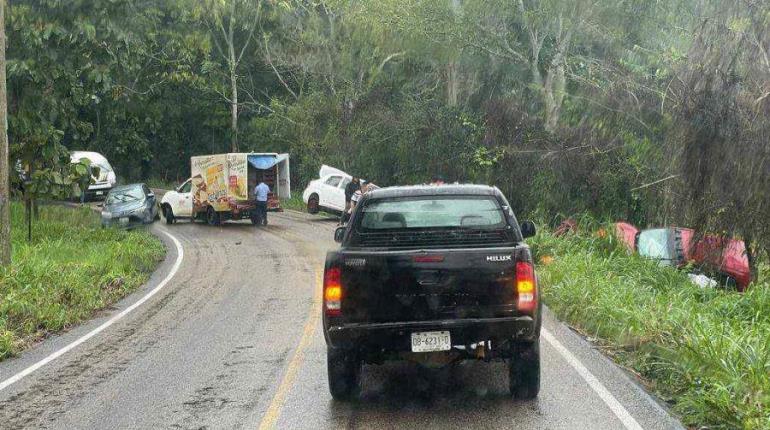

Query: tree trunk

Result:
[228,1,238,153]
[0,0,11,266]
[230,68,238,152]
[543,62,566,132]
[447,62,458,106]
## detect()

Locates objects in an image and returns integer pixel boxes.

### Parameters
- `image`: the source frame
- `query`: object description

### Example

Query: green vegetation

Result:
[7,1,769,269]
[531,228,770,430]
[281,195,308,213]
[0,203,165,360]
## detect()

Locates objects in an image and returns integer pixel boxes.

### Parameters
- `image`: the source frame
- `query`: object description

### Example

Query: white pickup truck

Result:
[302,165,362,214]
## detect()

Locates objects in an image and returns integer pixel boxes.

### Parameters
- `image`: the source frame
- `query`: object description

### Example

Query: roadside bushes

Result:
[0,203,165,360]
[531,227,770,429]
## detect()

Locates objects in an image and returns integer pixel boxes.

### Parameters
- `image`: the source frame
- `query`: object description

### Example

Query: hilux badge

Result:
[486,255,512,262]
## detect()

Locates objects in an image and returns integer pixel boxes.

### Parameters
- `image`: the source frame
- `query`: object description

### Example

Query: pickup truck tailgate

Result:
[335,248,521,324]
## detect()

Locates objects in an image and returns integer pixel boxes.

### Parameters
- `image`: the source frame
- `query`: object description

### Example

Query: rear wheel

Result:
[307,194,320,214]
[163,206,175,225]
[327,348,360,401]
[509,340,540,400]
[206,206,220,226]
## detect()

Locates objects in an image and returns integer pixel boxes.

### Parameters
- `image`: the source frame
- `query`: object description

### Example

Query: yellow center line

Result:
[258,267,323,430]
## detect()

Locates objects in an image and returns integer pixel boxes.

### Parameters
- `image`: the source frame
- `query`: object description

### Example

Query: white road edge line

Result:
[0,230,184,392]
[543,328,644,430]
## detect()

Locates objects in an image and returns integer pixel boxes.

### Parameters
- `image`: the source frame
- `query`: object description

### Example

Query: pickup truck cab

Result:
[322,184,540,400]
[160,179,193,222]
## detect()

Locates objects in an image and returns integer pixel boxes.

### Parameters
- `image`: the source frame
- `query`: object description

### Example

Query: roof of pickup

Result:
[366,184,501,199]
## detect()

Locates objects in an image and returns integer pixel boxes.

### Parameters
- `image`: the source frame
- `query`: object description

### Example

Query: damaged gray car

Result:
[101,184,159,228]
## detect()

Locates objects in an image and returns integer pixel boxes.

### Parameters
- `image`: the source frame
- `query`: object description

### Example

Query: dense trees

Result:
[4,0,769,265]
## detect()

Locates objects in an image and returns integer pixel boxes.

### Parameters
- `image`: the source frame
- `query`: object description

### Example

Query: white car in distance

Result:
[302,165,362,214]
[70,151,117,200]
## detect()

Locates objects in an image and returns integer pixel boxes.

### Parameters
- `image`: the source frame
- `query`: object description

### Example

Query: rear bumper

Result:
[325,316,538,351]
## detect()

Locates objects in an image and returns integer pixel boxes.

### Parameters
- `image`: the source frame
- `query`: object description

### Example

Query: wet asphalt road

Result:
[0,210,684,429]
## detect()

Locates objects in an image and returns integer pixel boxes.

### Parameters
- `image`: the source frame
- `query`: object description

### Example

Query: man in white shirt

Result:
[254,181,270,226]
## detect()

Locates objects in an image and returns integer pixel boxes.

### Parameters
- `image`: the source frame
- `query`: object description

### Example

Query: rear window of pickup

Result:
[358,196,506,230]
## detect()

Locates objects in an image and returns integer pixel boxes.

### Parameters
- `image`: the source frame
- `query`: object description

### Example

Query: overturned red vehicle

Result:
[614,222,639,252]
[631,226,752,291]
[682,230,752,291]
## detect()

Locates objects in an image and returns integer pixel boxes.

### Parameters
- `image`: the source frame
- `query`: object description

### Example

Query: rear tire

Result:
[509,340,540,400]
[327,348,360,401]
[206,206,220,226]
[307,194,320,214]
[163,206,175,225]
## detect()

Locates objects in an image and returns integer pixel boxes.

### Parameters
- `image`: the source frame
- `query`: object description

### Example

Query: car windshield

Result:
[106,186,144,204]
[358,196,505,230]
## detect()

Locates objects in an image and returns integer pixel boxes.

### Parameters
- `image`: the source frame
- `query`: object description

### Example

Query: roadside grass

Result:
[530,227,770,429]
[0,202,165,361]
[282,195,308,212]
[144,177,181,191]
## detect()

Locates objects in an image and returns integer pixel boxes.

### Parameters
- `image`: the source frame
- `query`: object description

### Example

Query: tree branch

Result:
[262,35,299,100]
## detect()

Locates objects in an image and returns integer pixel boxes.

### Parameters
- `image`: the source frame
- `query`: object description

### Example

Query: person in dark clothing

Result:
[342,177,360,224]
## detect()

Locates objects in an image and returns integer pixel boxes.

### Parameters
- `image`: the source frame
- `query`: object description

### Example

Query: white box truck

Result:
[160,153,290,225]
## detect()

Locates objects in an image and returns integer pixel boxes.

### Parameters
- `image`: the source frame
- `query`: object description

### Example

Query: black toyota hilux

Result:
[322,184,541,400]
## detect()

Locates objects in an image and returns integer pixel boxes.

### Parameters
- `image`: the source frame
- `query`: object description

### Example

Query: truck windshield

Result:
[359,196,505,230]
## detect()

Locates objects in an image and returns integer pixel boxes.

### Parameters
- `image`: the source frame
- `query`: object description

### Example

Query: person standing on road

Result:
[254,180,270,226]
[342,177,360,224]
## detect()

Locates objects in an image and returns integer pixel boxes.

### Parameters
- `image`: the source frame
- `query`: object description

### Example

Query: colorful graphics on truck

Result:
[226,153,248,200]
[191,153,291,216]
[191,154,234,212]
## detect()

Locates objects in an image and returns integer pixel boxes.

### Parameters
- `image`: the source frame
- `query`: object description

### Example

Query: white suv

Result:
[302,165,359,214]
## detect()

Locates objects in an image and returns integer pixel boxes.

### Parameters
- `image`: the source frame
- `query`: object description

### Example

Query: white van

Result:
[70,151,117,199]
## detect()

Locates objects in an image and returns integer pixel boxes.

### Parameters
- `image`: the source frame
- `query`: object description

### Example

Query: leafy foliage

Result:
[6,0,769,260]
[531,227,770,429]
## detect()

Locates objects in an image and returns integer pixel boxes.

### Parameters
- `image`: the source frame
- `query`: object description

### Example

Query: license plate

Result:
[119,217,129,224]
[411,331,451,353]
[96,191,104,196]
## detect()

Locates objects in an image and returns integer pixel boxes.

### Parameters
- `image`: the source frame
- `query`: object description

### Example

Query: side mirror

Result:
[334,226,346,243]
[521,220,537,239]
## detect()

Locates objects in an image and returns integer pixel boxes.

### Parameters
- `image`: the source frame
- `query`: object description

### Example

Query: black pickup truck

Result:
[322,184,541,400]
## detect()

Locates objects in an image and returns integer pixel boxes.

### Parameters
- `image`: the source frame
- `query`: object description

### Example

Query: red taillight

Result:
[515,261,537,313]
[323,266,343,317]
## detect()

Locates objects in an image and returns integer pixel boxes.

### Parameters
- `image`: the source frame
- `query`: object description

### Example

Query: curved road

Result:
[0,211,683,429]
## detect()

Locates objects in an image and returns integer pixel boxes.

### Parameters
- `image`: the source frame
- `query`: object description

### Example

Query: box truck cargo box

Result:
[163,153,289,225]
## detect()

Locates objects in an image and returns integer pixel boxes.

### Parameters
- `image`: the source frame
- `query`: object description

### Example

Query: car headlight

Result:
[102,211,112,218]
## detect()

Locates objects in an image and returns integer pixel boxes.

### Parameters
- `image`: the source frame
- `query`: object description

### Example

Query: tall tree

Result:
[200,0,263,152]
[0,0,9,266]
